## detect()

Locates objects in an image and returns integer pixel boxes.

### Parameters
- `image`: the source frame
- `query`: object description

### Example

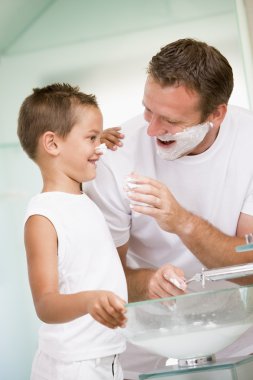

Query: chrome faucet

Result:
[187,263,253,288]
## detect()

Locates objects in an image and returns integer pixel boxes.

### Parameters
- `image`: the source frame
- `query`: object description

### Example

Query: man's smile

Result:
[157,137,176,148]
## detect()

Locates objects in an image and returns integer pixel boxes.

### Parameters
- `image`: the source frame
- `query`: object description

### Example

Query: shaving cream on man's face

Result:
[156,121,213,161]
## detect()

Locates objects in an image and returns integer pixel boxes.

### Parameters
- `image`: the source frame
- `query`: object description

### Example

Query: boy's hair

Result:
[148,38,234,120]
[17,83,98,160]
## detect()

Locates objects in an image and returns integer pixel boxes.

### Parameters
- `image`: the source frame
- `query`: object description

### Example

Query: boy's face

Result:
[60,105,103,185]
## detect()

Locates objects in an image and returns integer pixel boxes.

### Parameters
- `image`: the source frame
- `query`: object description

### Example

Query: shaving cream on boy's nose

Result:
[95,143,107,154]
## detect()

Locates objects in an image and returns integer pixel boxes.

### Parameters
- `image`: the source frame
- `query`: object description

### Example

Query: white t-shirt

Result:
[86,105,253,378]
[24,192,127,362]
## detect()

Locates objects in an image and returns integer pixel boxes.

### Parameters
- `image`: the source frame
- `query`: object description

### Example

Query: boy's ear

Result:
[42,131,60,156]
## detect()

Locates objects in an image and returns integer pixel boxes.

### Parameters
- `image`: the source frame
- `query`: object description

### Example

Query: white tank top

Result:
[24,191,127,361]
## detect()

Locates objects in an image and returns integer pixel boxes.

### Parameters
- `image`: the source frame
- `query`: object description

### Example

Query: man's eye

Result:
[165,119,178,127]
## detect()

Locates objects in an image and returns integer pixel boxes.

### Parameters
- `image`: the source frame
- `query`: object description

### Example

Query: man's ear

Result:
[42,131,60,156]
[209,104,227,129]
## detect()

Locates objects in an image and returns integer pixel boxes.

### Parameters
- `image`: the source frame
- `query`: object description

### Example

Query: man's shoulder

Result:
[223,105,253,159]
[121,113,147,138]
[224,105,253,138]
[99,114,152,171]
[101,114,149,163]
[228,104,253,120]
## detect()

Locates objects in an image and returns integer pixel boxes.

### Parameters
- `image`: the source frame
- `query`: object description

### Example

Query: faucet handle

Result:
[236,233,253,253]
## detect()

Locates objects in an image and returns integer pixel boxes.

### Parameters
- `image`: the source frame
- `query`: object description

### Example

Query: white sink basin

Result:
[123,286,253,360]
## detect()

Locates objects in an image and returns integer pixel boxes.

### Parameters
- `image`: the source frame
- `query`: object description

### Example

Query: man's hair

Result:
[17,83,98,160]
[148,38,234,120]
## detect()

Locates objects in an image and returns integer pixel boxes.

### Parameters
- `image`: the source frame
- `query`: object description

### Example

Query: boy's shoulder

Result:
[27,192,55,206]
[25,192,65,218]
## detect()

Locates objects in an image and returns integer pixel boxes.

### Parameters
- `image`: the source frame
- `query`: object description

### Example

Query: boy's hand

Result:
[87,291,127,329]
[101,127,124,151]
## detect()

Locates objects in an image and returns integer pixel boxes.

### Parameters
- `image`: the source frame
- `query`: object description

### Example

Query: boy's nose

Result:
[95,143,107,155]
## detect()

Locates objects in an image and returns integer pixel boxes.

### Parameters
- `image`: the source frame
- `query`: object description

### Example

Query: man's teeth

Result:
[158,138,176,144]
[158,135,174,142]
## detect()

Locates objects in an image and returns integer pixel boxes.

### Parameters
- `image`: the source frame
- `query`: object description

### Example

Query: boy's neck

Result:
[42,179,82,195]
[40,166,83,194]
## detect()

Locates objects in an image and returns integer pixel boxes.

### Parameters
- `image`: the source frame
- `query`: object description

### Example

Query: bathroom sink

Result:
[123,285,253,360]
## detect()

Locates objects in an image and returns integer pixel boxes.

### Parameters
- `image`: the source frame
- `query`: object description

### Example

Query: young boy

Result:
[17,83,128,380]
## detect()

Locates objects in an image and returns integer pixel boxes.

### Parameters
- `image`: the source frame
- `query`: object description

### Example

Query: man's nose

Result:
[146,115,162,137]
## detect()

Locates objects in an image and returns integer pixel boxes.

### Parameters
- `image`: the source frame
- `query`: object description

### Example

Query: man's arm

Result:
[117,243,186,302]
[175,210,253,285]
[126,174,253,285]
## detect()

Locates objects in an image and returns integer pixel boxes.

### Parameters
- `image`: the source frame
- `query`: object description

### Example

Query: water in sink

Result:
[128,322,252,359]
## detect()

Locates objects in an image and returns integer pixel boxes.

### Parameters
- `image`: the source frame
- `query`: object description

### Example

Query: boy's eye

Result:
[90,135,97,141]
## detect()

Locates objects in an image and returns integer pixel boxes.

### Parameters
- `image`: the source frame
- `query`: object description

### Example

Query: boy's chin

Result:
[82,173,96,183]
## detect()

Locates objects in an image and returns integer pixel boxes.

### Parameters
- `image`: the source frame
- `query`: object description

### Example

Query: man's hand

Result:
[125,173,189,234]
[118,244,186,301]
[147,263,186,299]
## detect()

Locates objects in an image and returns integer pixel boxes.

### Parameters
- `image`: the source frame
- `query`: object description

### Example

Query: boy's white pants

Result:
[30,350,123,380]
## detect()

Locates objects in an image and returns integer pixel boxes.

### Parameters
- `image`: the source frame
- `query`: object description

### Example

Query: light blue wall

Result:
[0,2,250,379]
[0,145,41,379]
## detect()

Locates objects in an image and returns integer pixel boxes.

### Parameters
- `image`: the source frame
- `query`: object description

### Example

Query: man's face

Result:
[142,76,211,158]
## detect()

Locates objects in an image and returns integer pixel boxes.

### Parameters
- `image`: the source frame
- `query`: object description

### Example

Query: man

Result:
[86,38,253,380]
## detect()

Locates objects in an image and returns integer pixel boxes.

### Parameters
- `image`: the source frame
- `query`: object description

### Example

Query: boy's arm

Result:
[25,215,126,328]
[101,127,124,151]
